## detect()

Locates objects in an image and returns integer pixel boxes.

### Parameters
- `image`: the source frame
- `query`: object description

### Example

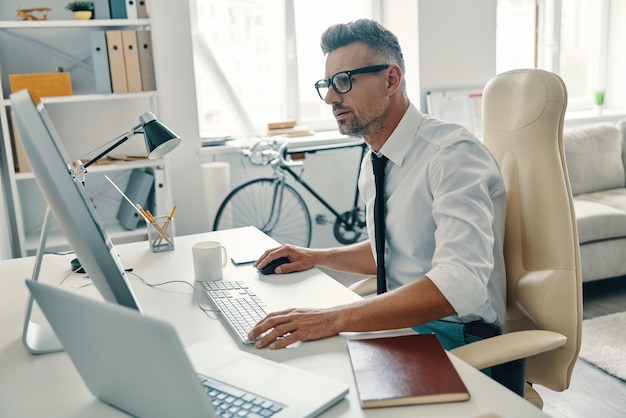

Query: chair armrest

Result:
[348,276,377,296]
[450,330,567,370]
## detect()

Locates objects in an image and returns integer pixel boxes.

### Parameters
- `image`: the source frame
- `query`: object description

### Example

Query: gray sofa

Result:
[564,119,626,282]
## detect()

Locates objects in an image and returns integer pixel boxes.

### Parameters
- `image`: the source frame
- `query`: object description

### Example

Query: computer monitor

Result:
[11,89,141,313]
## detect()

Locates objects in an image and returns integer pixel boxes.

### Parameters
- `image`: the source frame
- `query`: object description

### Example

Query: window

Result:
[497,0,609,111]
[293,1,374,130]
[192,0,285,138]
[191,0,375,138]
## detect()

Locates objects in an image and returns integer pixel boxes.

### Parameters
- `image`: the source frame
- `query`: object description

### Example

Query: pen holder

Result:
[147,215,175,252]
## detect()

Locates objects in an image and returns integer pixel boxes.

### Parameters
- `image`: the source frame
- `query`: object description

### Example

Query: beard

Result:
[336,109,385,138]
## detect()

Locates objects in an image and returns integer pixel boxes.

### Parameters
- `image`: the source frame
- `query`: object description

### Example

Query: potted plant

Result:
[65,1,94,20]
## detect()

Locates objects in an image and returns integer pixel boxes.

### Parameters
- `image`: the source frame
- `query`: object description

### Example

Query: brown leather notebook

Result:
[347,333,470,408]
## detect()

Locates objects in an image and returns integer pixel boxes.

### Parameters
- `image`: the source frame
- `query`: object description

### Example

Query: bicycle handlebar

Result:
[242,140,303,168]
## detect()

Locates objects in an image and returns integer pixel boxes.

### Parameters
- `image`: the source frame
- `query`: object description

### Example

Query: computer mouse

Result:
[258,256,291,275]
[70,258,85,273]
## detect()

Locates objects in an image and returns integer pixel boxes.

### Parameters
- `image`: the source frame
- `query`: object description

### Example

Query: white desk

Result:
[0,227,547,417]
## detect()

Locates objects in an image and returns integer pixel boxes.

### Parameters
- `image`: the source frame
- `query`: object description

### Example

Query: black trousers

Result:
[464,321,526,397]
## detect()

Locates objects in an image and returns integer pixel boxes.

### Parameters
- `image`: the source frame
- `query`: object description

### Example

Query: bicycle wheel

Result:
[333,208,367,245]
[213,178,312,247]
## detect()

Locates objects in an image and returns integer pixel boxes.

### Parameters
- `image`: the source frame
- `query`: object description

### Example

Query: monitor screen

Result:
[11,89,140,311]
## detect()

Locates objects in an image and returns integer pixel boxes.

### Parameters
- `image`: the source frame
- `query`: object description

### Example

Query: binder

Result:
[121,30,143,92]
[108,0,127,18]
[136,30,156,91]
[147,165,166,216]
[90,31,112,94]
[93,0,111,19]
[117,168,155,230]
[9,110,31,173]
[125,0,138,19]
[136,0,148,18]
[105,30,128,93]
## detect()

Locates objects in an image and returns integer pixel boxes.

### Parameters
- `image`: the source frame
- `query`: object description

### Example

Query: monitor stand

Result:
[22,206,64,354]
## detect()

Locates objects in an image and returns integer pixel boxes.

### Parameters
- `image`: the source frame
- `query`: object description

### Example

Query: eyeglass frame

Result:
[314,64,390,101]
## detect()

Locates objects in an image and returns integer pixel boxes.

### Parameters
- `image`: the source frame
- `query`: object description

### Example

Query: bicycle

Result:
[212,139,368,247]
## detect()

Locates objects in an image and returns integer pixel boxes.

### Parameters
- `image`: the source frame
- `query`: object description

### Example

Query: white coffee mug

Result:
[192,241,228,281]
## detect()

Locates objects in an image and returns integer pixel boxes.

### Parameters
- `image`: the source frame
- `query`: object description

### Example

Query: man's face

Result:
[323,43,390,139]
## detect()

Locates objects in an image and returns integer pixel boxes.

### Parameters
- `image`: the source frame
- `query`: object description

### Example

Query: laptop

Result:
[25,280,348,418]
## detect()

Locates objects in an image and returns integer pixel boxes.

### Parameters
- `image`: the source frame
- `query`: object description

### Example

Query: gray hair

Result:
[320,19,406,77]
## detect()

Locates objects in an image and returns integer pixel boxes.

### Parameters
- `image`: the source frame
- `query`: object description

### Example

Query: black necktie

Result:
[372,153,388,294]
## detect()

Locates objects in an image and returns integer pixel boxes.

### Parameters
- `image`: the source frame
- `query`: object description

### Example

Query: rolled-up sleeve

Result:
[425,141,502,317]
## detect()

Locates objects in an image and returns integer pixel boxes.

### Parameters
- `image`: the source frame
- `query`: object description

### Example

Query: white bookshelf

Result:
[0,6,170,257]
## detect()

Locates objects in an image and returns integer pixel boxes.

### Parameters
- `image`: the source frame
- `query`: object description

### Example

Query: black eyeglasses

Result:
[314,64,390,100]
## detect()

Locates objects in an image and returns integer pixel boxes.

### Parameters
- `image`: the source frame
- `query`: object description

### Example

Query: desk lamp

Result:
[25,112,181,354]
[73,111,181,182]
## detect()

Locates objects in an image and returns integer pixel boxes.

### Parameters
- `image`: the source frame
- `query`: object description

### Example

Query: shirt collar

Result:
[378,102,422,167]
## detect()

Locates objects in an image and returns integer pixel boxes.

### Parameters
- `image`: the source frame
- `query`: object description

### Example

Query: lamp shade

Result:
[140,112,182,159]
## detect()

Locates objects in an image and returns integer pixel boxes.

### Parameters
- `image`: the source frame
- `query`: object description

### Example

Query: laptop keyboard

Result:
[201,281,269,344]
[199,374,283,417]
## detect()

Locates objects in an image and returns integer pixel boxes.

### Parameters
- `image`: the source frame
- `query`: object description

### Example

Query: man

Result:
[250,19,506,364]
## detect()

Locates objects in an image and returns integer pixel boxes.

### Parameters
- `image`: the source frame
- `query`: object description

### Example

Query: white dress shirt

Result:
[359,103,507,327]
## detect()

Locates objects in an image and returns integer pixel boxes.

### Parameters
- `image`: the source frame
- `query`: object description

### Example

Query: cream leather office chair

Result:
[449,68,582,407]
[350,69,582,408]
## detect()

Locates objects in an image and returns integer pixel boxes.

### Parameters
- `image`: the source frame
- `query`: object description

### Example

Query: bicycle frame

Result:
[262,168,288,233]
[278,141,367,229]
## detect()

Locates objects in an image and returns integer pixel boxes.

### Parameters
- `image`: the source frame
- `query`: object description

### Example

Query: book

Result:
[9,72,72,98]
[121,30,142,92]
[125,0,138,19]
[90,31,112,94]
[347,333,470,408]
[265,125,314,137]
[108,0,127,18]
[116,168,154,230]
[136,0,148,18]
[93,0,111,19]
[136,30,156,91]
[267,120,296,130]
[105,30,128,93]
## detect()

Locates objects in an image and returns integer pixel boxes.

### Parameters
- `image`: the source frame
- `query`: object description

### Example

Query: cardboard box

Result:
[9,72,72,100]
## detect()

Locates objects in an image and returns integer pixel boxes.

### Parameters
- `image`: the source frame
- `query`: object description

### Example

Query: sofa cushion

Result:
[564,123,625,196]
[574,191,626,244]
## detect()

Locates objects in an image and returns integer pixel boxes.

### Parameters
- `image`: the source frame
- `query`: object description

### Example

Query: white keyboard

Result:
[201,281,269,344]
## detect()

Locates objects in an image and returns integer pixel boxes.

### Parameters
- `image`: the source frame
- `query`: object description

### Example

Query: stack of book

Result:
[266,121,314,138]
[91,29,156,94]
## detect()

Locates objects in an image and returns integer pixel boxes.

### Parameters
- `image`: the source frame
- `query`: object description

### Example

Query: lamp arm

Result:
[82,122,143,169]
[83,131,132,169]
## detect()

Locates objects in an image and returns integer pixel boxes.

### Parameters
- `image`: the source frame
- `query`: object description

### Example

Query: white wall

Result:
[416,0,497,112]
[150,1,206,235]
[382,1,420,105]
[384,0,496,112]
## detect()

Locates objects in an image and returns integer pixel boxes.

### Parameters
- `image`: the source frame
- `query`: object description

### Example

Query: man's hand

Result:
[248,308,341,349]
[253,244,317,274]
[253,240,377,276]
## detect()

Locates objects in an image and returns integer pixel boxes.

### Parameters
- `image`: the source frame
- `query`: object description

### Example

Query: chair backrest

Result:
[482,69,582,391]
